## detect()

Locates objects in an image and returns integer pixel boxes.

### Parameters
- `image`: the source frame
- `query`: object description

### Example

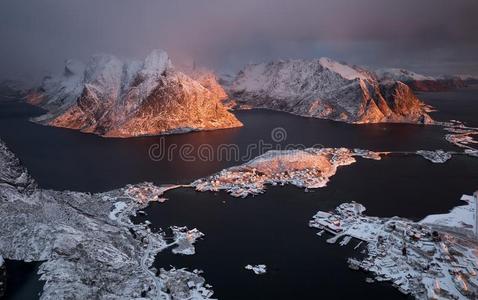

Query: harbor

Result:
[310,193,478,299]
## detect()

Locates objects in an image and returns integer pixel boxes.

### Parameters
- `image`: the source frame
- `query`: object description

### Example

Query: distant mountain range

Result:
[375,68,478,92]
[225,58,433,124]
[2,53,477,135]
[26,50,242,137]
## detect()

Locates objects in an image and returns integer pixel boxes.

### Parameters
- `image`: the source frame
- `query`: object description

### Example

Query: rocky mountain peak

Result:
[141,49,172,77]
[30,49,242,137]
[226,57,433,124]
[63,59,85,77]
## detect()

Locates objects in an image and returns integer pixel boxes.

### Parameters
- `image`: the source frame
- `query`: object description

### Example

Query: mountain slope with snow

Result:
[30,50,242,137]
[226,58,432,124]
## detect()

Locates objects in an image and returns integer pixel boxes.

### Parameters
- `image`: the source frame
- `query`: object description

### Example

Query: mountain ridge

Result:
[225,58,433,124]
[375,68,476,92]
[28,50,242,137]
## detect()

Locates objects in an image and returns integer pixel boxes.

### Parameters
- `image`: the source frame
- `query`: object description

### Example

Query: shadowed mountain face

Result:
[226,58,433,124]
[28,50,242,137]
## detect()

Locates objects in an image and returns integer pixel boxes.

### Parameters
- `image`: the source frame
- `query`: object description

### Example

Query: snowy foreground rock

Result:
[193,148,383,198]
[416,150,452,163]
[226,58,433,124]
[444,121,478,157]
[0,139,213,299]
[245,264,267,275]
[170,226,205,255]
[310,195,478,299]
[28,49,242,137]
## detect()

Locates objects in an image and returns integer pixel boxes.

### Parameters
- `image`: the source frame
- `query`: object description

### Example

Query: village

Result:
[193,167,330,198]
[193,148,383,198]
[309,193,478,299]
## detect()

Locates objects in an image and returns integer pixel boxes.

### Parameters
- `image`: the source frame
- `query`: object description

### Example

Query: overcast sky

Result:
[1,0,477,81]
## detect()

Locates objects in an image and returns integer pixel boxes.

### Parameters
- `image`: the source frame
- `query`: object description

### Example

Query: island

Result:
[27,50,242,137]
[193,148,383,198]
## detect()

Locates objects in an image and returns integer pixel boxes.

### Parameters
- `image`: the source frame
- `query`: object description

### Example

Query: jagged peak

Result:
[83,54,124,87]
[141,49,172,76]
[237,57,373,82]
[63,59,85,77]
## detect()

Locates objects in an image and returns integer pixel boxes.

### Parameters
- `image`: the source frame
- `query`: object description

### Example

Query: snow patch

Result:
[141,49,172,76]
[420,194,477,235]
[416,150,452,163]
[319,57,371,81]
[108,201,127,221]
[170,226,205,255]
[245,264,267,275]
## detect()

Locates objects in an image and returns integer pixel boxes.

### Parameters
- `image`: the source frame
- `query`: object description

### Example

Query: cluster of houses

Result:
[193,167,327,198]
[310,199,478,299]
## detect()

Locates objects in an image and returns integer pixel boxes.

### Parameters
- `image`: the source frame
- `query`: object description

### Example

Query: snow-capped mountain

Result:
[455,74,478,84]
[226,58,433,124]
[375,68,467,92]
[29,50,242,137]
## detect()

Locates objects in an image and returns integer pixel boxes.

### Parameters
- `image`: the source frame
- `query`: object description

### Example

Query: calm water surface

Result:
[2,260,43,300]
[0,96,469,192]
[0,88,477,299]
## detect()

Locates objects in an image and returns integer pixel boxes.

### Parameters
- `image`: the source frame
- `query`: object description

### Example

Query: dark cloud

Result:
[1,0,477,81]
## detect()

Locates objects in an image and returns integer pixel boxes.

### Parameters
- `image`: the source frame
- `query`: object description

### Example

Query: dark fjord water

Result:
[0,98,471,193]
[2,260,43,300]
[0,88,477,299]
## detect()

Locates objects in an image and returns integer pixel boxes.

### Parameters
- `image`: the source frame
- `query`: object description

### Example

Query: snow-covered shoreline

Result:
[444,121,478,154]
[192,148,384,198]
[416,150,452,163]
[1,134,477,298]
[0,139,213,299]
[310,194,478,299]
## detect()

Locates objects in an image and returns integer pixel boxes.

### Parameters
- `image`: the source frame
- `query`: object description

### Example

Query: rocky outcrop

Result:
[0,139,214,299]
[227,58,432,124]
[375,68,467,92]
[30,50,242,137]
